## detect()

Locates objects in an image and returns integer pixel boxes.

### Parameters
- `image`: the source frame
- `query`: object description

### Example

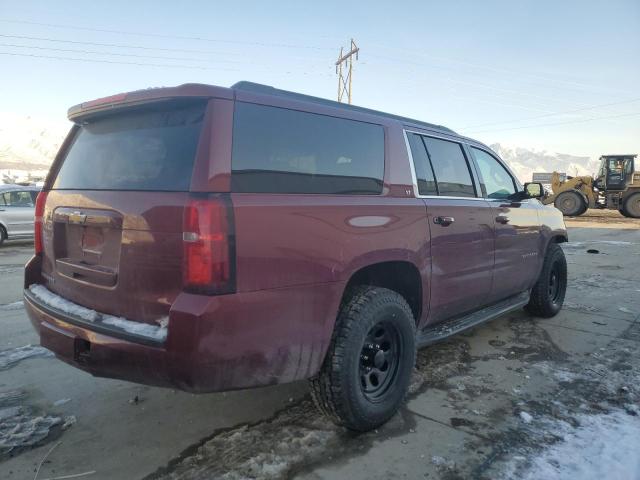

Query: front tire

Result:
[554,191,586,216]
[309,286,416,432]
[526,243,567,318]
[0,226,6,247]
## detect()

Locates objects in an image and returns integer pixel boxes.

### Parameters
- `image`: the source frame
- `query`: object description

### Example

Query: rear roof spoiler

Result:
[67,83,232,121]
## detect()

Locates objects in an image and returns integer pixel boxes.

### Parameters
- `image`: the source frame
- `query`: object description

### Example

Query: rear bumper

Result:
[24,279,343,393]
[24,289,178,389]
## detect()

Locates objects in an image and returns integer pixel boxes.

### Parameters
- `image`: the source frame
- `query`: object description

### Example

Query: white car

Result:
[0,185,41,245]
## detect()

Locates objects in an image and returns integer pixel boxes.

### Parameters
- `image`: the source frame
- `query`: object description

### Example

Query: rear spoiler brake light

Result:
[81,93,128,109]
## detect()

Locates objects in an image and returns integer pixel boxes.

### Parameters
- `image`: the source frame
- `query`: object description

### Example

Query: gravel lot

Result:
[1,211,639,480]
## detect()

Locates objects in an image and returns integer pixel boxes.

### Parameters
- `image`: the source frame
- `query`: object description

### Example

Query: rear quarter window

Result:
[53,102,206,191]
[231,102,385,194]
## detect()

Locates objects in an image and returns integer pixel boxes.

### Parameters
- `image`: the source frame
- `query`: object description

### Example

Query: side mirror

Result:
[524,182,544,199]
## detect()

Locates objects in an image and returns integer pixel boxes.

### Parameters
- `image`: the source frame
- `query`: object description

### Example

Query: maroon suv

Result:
[24,81,568,431]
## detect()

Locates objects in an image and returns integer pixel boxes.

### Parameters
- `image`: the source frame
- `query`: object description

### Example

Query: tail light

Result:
[182,195,235,295]
[34,191,48,255]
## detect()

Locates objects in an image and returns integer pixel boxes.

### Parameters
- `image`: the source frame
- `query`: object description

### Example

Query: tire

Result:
[619,209,632,218]
[309,286,416,432]
[526,243,567,318]
[622,192,640,218]
[0,226,6,247]
[554,191,586,216]
[575,203,588,216]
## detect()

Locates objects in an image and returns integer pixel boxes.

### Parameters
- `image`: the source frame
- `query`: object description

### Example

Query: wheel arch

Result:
[551,234,568,244]
[340,260,423,324]
[622,188,640,200]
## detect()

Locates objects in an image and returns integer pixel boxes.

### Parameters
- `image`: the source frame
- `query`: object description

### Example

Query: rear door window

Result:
[53,102,206,191]
[471,147,516,199]
[422,136,476,198]
[3,191,34,206]
[231,102,384,194]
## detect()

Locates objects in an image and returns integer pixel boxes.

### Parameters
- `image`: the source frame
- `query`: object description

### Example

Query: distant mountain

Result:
[490,143,600,183]
[0,113,69,172]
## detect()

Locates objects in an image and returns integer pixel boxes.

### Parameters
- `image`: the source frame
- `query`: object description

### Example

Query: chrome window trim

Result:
[402,129,486,202]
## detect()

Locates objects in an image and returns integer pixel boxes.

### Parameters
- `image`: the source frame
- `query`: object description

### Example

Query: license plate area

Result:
[52,207,122,287]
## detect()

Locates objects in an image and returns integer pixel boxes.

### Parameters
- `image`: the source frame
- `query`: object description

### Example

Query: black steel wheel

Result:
[309,286,416,432]
[547,263,562,304]
[359,321,403,401]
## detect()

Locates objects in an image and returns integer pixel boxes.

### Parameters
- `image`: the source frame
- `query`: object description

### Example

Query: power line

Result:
[0,33,241,55]
[0,18,333,51]
[0,51,225,70]
[461,98,640,130]
[0,50,334,77]
[464,111,640,135]
[366,51,636,113]
[0,33,331,66]
[0,42,233,63]
[368,45,635,97]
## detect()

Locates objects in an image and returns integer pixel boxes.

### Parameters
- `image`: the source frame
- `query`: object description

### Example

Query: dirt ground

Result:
[1,210,639,480]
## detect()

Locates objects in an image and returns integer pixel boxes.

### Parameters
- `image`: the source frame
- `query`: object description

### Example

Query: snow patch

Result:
[0,405,62,451]
[0,345,53,371]
[533,361,586,382]
[29,284,167,342]
[102,316,168,341]
[519,411,533,424]
[515,411,640,480]
[0,300,24,311]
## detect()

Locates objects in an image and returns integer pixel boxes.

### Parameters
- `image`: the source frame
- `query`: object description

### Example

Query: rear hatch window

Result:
[54,102,206,191]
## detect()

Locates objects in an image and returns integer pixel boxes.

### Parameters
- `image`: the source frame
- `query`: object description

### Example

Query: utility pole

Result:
[335,39,359,104]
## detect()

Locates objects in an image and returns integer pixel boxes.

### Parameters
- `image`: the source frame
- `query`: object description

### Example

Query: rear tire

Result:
[622,192,640,218]
[526,243,567,318]
[309,286,416,432]
[0,226,6,247]
[554,191,586,216]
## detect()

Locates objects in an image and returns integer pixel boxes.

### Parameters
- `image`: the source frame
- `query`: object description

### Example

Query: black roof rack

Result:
[231,81,456,135]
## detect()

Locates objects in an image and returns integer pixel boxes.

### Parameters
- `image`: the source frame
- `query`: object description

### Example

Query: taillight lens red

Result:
[34,191,48,255]
[183,196,235,294]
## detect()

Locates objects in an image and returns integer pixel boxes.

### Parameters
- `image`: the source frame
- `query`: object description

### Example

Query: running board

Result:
[416,291,529,348]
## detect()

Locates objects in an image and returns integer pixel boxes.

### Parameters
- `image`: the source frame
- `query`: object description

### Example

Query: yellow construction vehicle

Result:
[541,154,640,217]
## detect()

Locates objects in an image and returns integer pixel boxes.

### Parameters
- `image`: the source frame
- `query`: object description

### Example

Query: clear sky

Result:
[0,0,638,158]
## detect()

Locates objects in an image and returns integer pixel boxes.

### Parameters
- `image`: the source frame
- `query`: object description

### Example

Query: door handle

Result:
[433,216,455,226]
[495,216,510,224]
